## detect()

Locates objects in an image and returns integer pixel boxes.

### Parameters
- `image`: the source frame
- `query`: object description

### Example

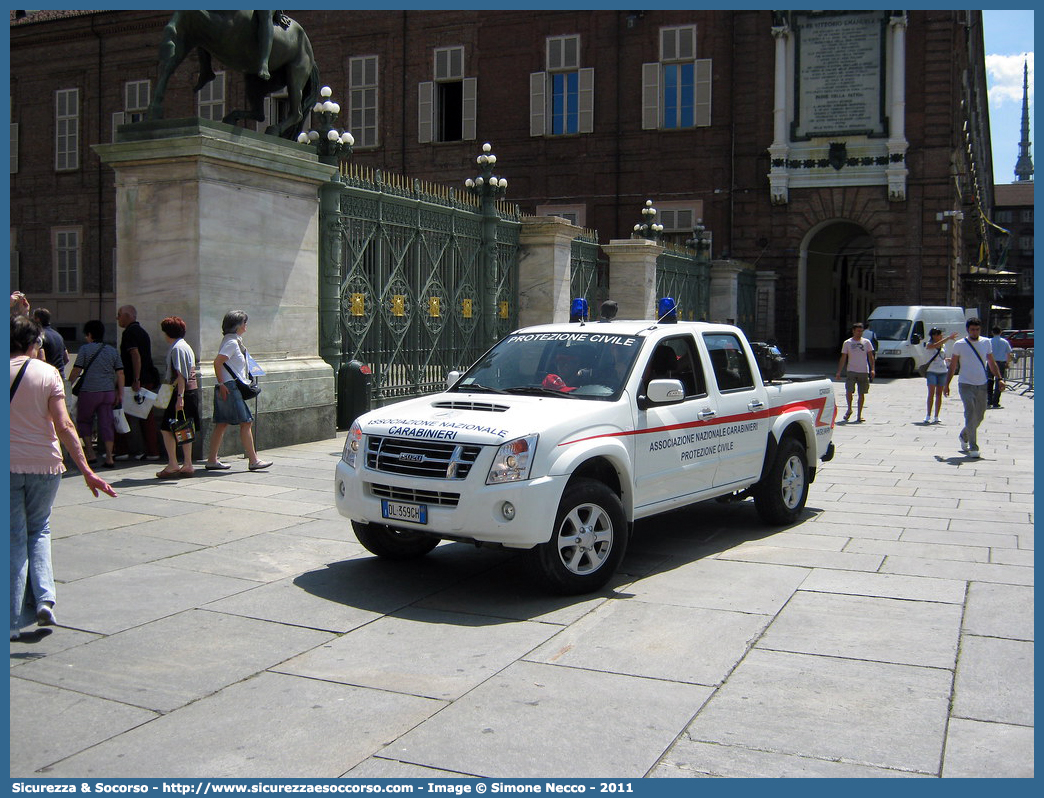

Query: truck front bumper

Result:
[334,460,569,549]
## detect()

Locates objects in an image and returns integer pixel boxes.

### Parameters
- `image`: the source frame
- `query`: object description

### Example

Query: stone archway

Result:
[798,220,876,357]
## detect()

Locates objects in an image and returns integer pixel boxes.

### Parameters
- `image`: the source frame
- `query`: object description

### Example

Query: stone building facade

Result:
[10,9,997,356]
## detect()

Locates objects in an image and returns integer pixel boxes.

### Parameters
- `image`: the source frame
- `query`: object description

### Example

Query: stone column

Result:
[709,259,746,324]
[517,215,582,327]
[93,119,339,450]
[886,13,909,201]
[768,20,791,205]
[601,238,662,320]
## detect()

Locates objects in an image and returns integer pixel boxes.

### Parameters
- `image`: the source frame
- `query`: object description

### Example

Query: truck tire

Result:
[753,437,809,525]
[352,521,440,560]
[529,479,628,595]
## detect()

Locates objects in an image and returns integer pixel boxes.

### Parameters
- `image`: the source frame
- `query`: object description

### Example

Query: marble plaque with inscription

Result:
[793,11,887,139]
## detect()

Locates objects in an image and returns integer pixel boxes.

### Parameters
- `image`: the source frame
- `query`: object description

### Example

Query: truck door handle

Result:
[697,408,716,420]
[748,399,765,411]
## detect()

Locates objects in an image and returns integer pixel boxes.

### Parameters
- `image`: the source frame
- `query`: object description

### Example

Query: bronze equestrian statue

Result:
[146,10,319,140]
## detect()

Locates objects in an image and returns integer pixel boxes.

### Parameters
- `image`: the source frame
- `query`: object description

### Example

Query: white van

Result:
[866,306,967,376]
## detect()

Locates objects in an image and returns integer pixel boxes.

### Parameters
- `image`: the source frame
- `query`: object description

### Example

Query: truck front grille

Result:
[368,483,461,507]
[365,436,482,480]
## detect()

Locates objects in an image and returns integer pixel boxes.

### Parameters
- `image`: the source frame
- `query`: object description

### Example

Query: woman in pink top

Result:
[9,315,117,642]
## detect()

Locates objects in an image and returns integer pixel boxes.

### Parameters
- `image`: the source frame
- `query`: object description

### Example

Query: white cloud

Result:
[986,52,1034,106]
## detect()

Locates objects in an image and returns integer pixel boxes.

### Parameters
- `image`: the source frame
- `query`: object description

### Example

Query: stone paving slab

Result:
[9,678,157,775]
[376,660,713,777]
[797,568,967,604]
[525,598,769,685]
[961,582,1034,640]
[951,635,1035,726]
[941,718,1035,778]
[35,672,443,778]
[52,563,257,635]
[757,590,963,668]
[685,648,952,774]
[650,739,930,778]
[51,527,204,582]
[277,606,558,700]
[128,505,305,546]
[17,609,333,712]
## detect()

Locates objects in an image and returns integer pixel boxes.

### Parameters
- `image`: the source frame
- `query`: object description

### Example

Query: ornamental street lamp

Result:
[465,143,508,346]
[686,218,710,261]
[632,199,664,241]
[296,86,355,166]
[464,142,509,201]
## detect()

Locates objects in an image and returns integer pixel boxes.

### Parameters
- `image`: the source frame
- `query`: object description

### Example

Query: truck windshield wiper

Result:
[455,382,507,394]
[502,386,579,398]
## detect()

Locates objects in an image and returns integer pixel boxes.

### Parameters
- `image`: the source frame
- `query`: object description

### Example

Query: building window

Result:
[259,87,291,134]
[350,56,379,148]
[530,35,594,137]
[53,227,80,294]
[197,72,225,121]
[642,26,711,130]
[419,47,476,143]
[1020,209,1033,223]
[55,88,79,171]
[535,203,587,227]
[1017,235,1033,252]
[125,80,150,123]
[654,202,709,250]
[10,122,18,174]
[995,210,1012,224]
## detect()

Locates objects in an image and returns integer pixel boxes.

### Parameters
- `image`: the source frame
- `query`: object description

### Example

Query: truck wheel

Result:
[901,358,915,377]
[529,479,628,594]
[753,438,809,525]
[352,521,440,560]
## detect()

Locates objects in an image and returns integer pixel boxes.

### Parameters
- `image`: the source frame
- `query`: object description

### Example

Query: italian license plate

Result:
[381,499,427,525]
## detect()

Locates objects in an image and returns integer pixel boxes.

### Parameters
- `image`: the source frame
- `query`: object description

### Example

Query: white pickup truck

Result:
[335,320,836,593]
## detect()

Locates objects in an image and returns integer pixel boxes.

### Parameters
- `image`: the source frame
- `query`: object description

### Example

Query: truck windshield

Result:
[868,319,911,341]
[453,331,645,399]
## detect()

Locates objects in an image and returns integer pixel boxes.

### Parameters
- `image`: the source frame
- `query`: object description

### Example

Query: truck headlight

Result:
[342,422,363,469]
[486,434,538,485]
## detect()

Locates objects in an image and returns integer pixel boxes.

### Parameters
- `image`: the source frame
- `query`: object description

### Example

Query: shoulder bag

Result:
[917,348,942,378]
[224,361,261,400]
[71,346,103,396]
[10,360,30,399]
[964,337,990,378]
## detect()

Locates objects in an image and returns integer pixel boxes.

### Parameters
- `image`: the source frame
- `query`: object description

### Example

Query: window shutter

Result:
[111,111,125,142]
[578,68,594,134]
[530,72,546,137]
[642,63,660,130]
[418,81,434,143]
[678,27,695,60]
[695,59,712,127]
[462,78,477,141]
[547,39,563,71]
[660,29,676,61]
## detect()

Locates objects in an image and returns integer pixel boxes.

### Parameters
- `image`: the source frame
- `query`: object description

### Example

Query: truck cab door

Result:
[701,332,767,488]
[632,335,718,514]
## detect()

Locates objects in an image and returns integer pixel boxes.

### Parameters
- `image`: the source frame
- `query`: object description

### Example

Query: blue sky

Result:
[983,10,1035,184]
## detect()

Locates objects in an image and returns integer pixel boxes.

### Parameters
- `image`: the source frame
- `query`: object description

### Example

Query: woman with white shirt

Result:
[204,310,271,472]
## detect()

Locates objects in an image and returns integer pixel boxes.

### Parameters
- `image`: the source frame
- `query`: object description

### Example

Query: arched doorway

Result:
[798,221,876,357]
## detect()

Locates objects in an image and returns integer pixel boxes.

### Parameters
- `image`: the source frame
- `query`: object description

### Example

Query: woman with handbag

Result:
[68,319,125,469]
[923,328,957,424]
[156,316,201,479]
[10,315,117,641]
[204,310,271,472]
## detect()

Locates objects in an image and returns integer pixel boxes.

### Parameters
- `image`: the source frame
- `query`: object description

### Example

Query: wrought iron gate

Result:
[656,244,710,321]
[319,166,520,411]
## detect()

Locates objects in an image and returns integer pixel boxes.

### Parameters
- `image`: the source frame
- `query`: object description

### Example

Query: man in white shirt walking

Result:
[944,318,1005,458]
[835,322,875,422]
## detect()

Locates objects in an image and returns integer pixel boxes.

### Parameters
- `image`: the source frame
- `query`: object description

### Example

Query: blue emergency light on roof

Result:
[570,297,589,323]
[658,297,678,323]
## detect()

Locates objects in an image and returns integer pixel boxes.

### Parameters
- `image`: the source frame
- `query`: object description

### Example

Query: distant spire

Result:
[1014,59,1034,182]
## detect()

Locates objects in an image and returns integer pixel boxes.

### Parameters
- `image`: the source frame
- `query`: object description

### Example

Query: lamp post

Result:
[297,86,355,168]
[686,218,710,262]
[465,143,508,345]
[632,199,664,241]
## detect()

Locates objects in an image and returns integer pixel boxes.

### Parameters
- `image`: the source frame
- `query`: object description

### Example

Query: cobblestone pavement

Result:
[9,368,1034,778]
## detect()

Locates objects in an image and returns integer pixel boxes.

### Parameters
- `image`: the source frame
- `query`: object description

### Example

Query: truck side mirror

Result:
[446,370,462,389]
[911,333,921,345]
[638,379,685,410]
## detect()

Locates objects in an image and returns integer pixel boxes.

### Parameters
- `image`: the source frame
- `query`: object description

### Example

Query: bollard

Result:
[337,360,372,429]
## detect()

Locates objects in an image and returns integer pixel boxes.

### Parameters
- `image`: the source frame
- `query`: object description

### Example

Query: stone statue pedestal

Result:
[94,119,338,452]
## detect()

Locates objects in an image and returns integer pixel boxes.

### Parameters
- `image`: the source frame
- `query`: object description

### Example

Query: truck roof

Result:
[514,320,742,337]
